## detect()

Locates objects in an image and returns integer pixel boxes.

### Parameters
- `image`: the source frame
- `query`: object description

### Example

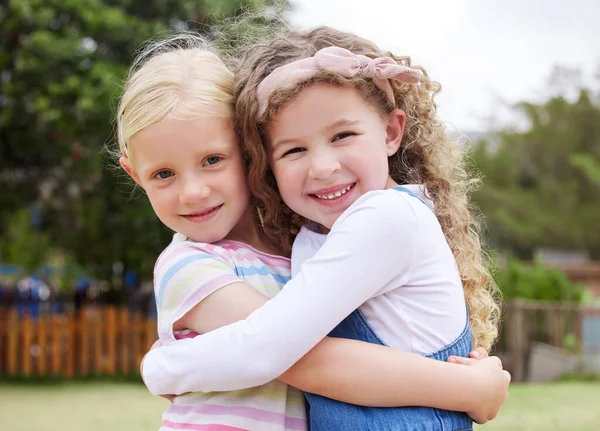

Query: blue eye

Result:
[154,170,174,179]
[205,156,221,165]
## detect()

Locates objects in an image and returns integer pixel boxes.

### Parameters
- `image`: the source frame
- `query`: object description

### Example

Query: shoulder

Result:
[154,235,235,280]
[291,224,327,277]
[332,188,422,238]
[293,224,327,250]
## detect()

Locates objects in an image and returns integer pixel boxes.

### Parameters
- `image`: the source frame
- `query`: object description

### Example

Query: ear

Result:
[385,109,406,157]
[120,156,143,188]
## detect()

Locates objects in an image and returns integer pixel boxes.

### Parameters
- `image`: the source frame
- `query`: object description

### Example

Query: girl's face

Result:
[266,83,405,229]
[122,116,253,244]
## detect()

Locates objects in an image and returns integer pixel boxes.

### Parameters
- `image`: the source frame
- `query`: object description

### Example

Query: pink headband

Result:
[256,46,421,117]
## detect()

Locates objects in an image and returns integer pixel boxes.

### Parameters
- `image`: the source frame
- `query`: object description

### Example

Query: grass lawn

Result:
[0,381,599,430]
[475,381,600,431]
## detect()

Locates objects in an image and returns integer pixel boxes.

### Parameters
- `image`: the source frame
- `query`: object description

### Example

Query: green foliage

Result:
[0,0,288,279]
[1,208,52,272]
[570,152,600,186]
[495,259,587,302]
[471,77,600,258]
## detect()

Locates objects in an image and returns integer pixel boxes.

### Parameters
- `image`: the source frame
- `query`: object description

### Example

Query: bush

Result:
[494,259,587,302]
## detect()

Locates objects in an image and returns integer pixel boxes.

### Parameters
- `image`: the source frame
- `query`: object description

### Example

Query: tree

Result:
[570,153,600,186]
[472,85,600,259]
[0,0,288,278]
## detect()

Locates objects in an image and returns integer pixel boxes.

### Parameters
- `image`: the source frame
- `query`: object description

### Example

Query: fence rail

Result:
[0,305,156,377]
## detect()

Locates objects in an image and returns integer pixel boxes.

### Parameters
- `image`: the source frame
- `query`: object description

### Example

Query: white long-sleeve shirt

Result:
[142,186,467,396]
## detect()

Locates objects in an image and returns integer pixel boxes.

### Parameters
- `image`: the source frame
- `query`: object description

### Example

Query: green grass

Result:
[476,382,600,431]
[0,382,168,431]
[0,381,599,430]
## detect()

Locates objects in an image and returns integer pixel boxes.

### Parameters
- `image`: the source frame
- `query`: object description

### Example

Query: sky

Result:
[287,0,600,132]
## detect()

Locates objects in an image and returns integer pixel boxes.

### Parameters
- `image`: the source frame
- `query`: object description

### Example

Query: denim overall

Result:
[304,187,474,431]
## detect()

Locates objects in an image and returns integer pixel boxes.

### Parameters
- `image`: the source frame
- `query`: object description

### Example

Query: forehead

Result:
[130,116,238,166]
[267,83,381,139]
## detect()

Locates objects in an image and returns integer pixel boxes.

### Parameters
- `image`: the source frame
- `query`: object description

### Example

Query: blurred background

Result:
[1,0,599,430]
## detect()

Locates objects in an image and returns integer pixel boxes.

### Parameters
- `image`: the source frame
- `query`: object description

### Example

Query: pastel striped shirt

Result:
[153,233,307,431]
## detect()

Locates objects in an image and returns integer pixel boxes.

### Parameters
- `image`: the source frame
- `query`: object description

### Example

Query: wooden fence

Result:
[3,300,600,381]
[501,300,600,382]
[0,305,156,378]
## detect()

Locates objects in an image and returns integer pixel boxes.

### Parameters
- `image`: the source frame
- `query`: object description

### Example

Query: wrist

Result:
[460,366,483,413]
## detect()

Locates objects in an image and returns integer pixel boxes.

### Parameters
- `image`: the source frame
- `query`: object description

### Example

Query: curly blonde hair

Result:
[234,26,501,351]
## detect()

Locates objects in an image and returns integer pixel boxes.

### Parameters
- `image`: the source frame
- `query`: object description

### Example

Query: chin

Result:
[186,231,222,243]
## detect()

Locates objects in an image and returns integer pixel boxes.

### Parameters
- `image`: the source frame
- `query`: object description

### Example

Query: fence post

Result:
[550,307,564,347]
[50,314,60,375]
[119,307,130,374]
[6,308,18,376]
[132,311,142,369]
[507,300,527,382]
[21,314,32,376]
[92,307,102,374]
[66,311,75,378]
[106,306,117,375]
[37,315,47,375]
[79,308,89,375]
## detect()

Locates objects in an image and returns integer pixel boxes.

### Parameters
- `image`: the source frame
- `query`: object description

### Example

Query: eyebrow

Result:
[137,142,233,174]
[270,118,360,152]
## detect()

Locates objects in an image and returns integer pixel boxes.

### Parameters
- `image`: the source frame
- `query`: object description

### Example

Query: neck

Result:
[385,176,399,189]
[225,207,282,255]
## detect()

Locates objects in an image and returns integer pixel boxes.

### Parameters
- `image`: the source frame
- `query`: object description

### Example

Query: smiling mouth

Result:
[312,184,355,200]
[182,204,223,219]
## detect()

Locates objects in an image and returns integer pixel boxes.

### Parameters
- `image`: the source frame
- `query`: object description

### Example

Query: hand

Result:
[141,339,175,403]
[467,346,490,360]
[447,355,510,424]
[446,346,491,362]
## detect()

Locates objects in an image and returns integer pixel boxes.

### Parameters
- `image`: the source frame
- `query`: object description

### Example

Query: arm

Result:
[167,281,506,415]
[143,193,415,392]
[148,284,509,422]
[143,194,506,416]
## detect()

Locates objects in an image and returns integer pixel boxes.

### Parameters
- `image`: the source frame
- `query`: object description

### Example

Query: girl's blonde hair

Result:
[117,34,235,162]
[234,26,501,351]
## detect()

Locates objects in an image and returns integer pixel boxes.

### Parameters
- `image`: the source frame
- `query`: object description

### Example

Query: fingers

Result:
[469,346,489,359]
[489,355,503,369]
[448,355,506,372]
[447,355,477,365]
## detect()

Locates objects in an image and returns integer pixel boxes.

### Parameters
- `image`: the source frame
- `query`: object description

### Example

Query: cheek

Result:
[347,150,388,187]
[146,191,171,221]
[272,162,301,194]
[226,165,251,202]
[144,187,162,206]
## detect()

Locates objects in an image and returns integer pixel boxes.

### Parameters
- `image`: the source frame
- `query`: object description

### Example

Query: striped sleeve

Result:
[154,241,241,343]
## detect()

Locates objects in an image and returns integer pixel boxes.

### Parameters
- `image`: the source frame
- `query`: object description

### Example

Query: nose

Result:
[179,178,211,205]
[308,149,341,180]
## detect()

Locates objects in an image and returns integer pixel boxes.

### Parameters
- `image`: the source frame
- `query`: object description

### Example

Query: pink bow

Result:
[256,46,421,116]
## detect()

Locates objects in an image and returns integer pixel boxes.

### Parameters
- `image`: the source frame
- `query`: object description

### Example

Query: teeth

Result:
[315,185,353,200]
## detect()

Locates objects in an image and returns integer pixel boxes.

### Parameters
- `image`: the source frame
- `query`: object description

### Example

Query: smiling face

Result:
[266,83,405,229]
[122,116,252,243]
